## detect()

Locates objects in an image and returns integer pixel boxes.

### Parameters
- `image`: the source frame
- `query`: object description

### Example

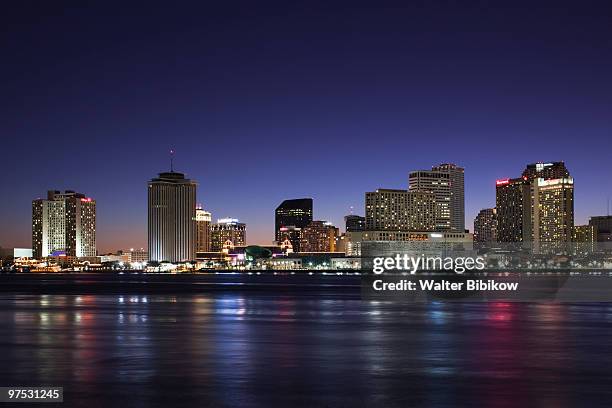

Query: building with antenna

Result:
[148,152,197,262]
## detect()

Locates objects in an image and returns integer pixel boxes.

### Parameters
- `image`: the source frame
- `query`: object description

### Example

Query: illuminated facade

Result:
[532,177,574,242]
[275,198,313,243]
[148,172,197,262]
[473,208,497,243]
[407,191,436,231]
[277,226,302,252]
[300,221,338,252]
[496,177,530,242]
[210,218,246,252]
[432,163,465,232]
[496,162,575,245]
[32,190,96,258]
[409,171,450,230]
[365,189,410,230]
[195,206,211,252]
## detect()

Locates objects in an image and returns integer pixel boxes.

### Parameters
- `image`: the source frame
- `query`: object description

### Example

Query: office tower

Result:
[495,178,530,242]
[148,171,197,262]
[210,218,246,252]
[274,198,313,243]
[473,208,497,243]
[409,171,450,230]
[32,190,96,258]
[522,161,570,181]
[589,216,612,242]
[277,226,302,252]
[365,189,410,230]
[195,205,212,252]
[495,162,574,245]
[344,215,366,232]
[33,190,96,258]
[406,191,436,231]
[432,163,465,231]
[300,221,338,252]
[532,177,574,242]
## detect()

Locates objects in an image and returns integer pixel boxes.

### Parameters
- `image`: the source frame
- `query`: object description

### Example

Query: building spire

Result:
[170,149,175,172]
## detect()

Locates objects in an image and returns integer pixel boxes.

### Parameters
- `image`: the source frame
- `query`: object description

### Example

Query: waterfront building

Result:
[195,205,212,252]
[407,191,436,231]
[148,171,197,262]
[495,177,530,242]
[210,218,246,252]
[473,208,497,243]
[432,163,465,232]
[275,198,313,243]
[32,190,96,259]
[532,177,574,243]
[495,162,574,246]
[300,221,338,252]
[277,225,302,252]
[365,189,410,230]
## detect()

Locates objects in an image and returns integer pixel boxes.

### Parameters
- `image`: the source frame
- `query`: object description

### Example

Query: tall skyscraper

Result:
[300,221,338,252]
[32,190,96,258]
[409,164,464,231]
[432,163,465,231]
[210,218,246,252]
[495,162,574,245]
[495,178,530,242]
[148,171,197,262]
[275,198,313,243]
[344,215,366,232]
[195,205,211,252]
[532,177,574,242]
[473,208,497,243]
[365,189,410,231]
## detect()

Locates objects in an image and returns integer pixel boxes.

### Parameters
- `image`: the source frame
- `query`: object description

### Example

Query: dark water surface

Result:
[1,290,612,407]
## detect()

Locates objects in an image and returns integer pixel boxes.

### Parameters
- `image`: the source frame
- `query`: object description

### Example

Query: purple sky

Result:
[1,1,611,252]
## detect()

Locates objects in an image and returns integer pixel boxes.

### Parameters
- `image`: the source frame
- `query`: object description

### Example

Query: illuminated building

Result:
[532,177,574,242]
[277,226,302,252]
[572,225,596,243]
[365,189,410,230]
[473,208,497,243]
[344,215,366,232]
[432,163,465,232]
[589,216,612,242]
[409,164,464,231]
[148,171,197,262]
[32,190,96,259]
[195,205,211,252]
[495,162,575,245]
[522,161,570,180]
[300,221,338,252]
[210,218,246,252]
[495,177,530,242]
[407,191,436,231]
[274,198,313,243]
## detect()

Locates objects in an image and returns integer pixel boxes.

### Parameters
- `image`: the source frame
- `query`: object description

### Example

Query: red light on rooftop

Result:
[496,179,510,186]
[80,198,93,202]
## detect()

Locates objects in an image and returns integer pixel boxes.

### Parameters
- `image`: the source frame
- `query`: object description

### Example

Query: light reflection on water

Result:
[1,293,612,407]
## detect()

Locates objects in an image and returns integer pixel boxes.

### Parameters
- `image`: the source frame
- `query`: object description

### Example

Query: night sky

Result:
[1,1,611,252]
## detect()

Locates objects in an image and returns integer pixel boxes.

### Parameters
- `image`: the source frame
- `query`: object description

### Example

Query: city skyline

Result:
[2,2,612,252]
